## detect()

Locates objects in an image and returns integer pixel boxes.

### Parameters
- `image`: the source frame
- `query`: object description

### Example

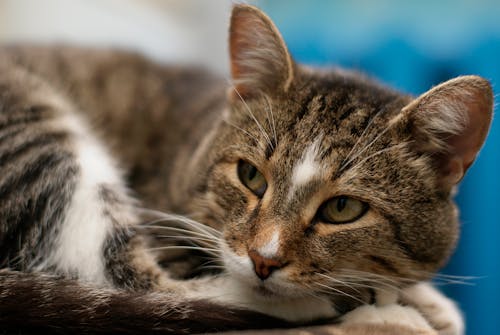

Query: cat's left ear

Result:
[398,75,493,189]
[228,4,294,100]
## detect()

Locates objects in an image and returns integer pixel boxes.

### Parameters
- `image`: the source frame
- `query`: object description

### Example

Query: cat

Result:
[0,4,492,335]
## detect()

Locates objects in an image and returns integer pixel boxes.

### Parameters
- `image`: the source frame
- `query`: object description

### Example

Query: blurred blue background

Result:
[257,0,499,333]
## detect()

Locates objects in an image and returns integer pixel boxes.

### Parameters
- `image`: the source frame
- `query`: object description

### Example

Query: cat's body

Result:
[0,5,492,335]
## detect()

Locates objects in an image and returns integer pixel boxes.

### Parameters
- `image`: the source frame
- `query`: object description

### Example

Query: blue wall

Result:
[258,1,500,333]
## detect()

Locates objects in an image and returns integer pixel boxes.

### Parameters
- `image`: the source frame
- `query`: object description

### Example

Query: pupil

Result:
[336,197,347,212]
[247,166,257,180]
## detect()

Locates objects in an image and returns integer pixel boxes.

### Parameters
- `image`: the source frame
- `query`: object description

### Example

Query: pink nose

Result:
[248,250,284,280]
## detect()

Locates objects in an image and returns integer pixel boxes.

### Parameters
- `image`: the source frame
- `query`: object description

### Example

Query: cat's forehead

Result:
[290,69,409,119]
[226,68,412,183]
[269,72,408,158]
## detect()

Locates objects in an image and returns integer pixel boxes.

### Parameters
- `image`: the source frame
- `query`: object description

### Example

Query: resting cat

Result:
[0,4,492,334]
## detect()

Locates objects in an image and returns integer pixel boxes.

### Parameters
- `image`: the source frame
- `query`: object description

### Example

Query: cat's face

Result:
[187,5,492,303]
[205,72,455,303]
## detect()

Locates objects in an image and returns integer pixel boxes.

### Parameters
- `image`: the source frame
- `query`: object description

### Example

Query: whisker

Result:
[428,273,480,286]
[263,94,277,148]
[147,245,221,256]
[137,208,222,237]
[431,278,476,286]
[230,84,274,150]
[426,272,481,283]
[336,269,406,293]
[339,270,405,287]
[138,225,220,242]
[339,107,387,170]
[300,283,333,303]
[196,265,226,271]
[199,259,223,267]
[316,272,362,294]
[339,110,395,173]
[347,143,407,173]
[145,223,220,238]
[339,268,402,282]
[313,282,366,305]
[223,119,261,144]
[337,277,403,295]
[156,234,220,246]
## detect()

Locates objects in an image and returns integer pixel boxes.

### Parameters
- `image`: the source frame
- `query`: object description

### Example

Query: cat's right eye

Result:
[237,160,267,197]
[318,196,368,224]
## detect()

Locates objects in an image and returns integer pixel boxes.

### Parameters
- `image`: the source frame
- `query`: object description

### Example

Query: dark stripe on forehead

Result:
[312,94,327,115]
[338,104,357,122]
[286,90,318,131]
[264,141,274,160]
[329,91,352,120]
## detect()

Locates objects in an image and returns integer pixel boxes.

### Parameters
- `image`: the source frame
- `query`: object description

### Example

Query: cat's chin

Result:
[219,242,338,321]
[221,248,303,299]
[216,275,339,322]
[251,282,285,298]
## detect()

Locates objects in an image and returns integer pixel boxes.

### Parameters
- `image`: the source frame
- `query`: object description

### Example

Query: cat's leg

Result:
[178,274,338,322]
[338,283,463,335]
[401,282,464,335]
[0,61,160,288]
[340,302,435,333]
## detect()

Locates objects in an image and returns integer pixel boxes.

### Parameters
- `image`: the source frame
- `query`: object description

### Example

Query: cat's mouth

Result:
[245,275,312,301]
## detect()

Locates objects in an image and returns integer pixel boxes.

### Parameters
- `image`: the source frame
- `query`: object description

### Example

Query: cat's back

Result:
[0,45,228,208]
[0,45,226,131]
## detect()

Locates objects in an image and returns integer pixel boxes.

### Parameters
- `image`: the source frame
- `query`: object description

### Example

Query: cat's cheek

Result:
[219,241,255,282]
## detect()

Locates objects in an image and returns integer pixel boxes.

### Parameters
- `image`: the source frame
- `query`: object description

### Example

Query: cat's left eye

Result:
[237,160,267,197]
[318,196,368,224]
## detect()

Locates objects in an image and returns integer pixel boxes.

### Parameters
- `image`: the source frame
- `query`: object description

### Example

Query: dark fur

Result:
[0,270,289,334]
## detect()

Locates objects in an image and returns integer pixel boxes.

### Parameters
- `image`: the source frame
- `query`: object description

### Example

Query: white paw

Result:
[341,304,434,331]
[402,283,464,335]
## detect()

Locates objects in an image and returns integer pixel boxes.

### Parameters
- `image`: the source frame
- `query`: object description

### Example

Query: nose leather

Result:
[248,249,283,280]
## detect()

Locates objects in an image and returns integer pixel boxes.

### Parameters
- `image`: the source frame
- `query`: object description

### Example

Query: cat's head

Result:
[188,5,493,305]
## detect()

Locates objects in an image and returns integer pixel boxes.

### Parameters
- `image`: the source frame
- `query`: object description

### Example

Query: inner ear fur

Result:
[228,4,294,100]
[397,75,493,189]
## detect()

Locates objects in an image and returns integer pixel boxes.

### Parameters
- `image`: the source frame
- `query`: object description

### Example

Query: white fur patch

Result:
[218,241,338,322]
[402,282,464,335]
[37,115,122,285]
[341,304,433,331]
[185,273,337,322]
[288,138,323,200]
[376,288,399,306]
[258,229,280,258]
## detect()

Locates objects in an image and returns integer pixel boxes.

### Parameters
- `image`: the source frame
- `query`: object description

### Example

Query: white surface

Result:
[0,0,232,74]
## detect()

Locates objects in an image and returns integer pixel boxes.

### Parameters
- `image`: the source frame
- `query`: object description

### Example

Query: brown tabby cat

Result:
[0,4,492,335]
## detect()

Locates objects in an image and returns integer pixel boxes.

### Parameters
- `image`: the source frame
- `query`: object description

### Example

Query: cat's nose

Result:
[248,250,284,280]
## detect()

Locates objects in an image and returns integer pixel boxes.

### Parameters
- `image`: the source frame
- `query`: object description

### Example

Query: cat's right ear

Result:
[396,75,493,190]
[229,4,294,100]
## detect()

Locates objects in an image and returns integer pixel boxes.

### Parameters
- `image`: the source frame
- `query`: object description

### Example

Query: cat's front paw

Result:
[340,304,436,333]
[402,283,464,335]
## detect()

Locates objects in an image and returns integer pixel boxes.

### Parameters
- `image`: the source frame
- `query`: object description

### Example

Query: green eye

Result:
[237,160,267,197]
[319,196,368,224]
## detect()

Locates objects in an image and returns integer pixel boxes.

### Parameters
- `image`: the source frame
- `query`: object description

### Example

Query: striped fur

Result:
[0,4,493,335]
